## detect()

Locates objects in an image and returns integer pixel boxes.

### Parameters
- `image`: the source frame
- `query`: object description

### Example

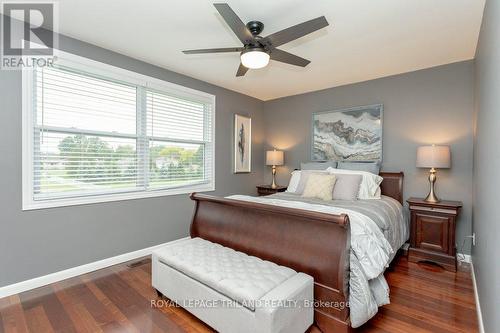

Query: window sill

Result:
[22,184,215,210]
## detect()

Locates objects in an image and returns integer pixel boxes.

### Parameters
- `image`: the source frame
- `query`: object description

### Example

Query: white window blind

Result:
[23,53,215,209]
[146,89,213,189]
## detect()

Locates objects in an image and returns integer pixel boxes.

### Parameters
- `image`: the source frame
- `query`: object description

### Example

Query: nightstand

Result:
[256,185,287,196]
[407,197,462,272]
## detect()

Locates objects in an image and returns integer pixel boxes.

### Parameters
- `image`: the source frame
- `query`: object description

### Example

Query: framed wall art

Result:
[312,104,383,161]
[234,114,251,173]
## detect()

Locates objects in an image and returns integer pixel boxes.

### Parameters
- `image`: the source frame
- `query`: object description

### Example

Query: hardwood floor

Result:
[0,256,478,333]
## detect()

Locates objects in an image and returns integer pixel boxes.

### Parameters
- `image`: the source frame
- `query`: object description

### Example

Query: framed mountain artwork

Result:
[312,104,383,162]
[234,114,251,173]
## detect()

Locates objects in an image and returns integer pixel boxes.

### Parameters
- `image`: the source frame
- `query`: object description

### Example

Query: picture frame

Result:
[234,114,252,173]
[311,104,383,162]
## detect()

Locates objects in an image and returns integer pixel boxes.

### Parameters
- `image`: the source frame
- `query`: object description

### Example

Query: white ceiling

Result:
[53,0,484,100]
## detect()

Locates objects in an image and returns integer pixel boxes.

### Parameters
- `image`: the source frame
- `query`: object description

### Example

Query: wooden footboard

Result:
[189,193,352,333]
[188,172,403,332]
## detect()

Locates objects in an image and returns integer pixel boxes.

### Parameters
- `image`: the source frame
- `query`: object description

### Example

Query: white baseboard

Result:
[458,251,484,332]
[0,237,189,299]
[470,260,485,333]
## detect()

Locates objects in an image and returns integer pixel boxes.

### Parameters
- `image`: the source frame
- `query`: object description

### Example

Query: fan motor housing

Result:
[241,44,269,55]
[246,21,264,36]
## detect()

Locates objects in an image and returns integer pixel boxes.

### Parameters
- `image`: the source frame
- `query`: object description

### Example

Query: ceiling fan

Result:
[182,3,329,77]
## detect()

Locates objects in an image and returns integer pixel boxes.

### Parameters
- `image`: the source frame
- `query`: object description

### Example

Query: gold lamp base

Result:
[424,168,440,203]
[270,165,278,189]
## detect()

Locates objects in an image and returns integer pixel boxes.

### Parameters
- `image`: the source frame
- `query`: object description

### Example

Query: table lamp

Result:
[416,145,451,203]
[266,149,284,189]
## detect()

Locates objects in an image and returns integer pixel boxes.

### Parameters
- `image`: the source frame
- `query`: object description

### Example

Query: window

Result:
[22,51,215,210]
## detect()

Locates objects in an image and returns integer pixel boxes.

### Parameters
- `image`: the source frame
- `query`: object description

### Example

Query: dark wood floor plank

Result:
[113,263,213,333]
[0,310,4,333]
[93,272,185,333]
[365,312,430,333]
[388,267,475,294]
[0,255,479,333]
[383,302,473,333]
[386,275,476,308]
[79,274,139,333]
[0,296,29,333]
[23,305,54,333]
[53,279,104,333]
[356,322,392,333]
[20,285,77,333]
[389,286,478,325]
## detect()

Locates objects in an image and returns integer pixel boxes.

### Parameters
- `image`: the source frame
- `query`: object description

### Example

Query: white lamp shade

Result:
[241,50,270,69]
[416,145,451,169]
[266,150,284,166]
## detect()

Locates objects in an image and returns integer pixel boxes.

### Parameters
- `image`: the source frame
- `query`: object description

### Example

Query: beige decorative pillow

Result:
[296,170,330,194]
[301,174,337,201]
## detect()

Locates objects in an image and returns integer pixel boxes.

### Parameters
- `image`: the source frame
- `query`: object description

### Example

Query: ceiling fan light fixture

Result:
[182,4,329,76]
[240,48,270,69]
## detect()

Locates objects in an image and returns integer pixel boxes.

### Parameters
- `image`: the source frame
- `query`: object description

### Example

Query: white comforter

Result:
[226,194,408,328]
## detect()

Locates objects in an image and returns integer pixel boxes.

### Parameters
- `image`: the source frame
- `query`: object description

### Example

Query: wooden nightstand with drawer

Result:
[407,197,463,272]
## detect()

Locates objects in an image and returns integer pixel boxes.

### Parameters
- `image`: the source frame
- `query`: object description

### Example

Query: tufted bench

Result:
[152,237,314,333]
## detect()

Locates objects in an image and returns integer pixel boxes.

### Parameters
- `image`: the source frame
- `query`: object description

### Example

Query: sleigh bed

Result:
[188,172,404,333]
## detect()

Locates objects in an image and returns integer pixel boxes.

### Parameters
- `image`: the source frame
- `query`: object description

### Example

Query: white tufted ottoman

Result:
[152,237,314,333]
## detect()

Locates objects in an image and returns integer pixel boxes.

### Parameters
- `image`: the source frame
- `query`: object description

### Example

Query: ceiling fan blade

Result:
[214,3,254,44]
[236,63,249,77]
[183,47,244,54]
[263,16,328,47]
[270,49,310,67]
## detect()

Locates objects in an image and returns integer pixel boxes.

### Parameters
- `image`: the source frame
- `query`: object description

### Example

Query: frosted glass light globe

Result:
[240,49,270,69]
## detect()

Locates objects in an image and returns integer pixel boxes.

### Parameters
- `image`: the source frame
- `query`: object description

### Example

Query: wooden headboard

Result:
[379,172,404,204]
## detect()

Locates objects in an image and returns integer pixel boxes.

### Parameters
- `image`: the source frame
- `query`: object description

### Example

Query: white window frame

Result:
[22,49,215,210]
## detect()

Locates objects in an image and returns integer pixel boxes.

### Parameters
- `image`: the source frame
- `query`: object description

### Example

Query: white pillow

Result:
[326,167,383,199]
[286,170,301,193]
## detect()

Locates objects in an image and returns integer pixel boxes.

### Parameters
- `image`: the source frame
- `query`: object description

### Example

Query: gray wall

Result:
[0,22,480,292]
[0,33,264,287]
[263,61,475,255]
[473,0,500,331]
